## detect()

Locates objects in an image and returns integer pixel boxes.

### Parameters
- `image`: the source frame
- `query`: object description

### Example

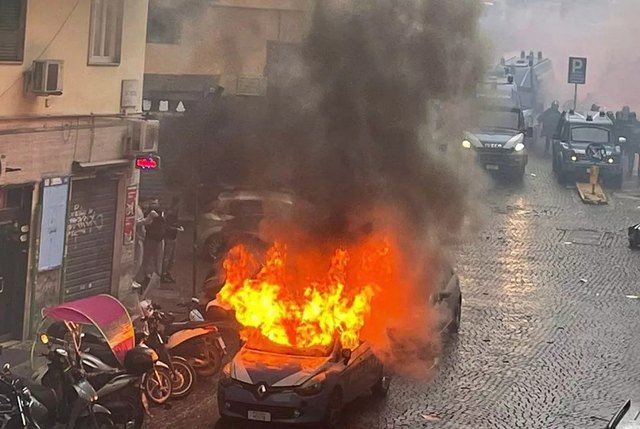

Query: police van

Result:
[462,75,531,181]
[552,110,624,188]
[495,51,554,139]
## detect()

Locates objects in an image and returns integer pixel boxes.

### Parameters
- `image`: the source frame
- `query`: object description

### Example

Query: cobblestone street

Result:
[147,150,640,429]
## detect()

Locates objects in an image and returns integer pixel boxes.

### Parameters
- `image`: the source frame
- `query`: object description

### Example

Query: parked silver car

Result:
[197,190,296,261]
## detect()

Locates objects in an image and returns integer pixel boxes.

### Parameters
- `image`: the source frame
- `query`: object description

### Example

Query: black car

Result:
[551,110,625,187]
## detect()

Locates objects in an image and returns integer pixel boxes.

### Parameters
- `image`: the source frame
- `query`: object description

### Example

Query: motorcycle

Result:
[79,331,173,407]
[138,310,197,399]
[32,294,171,411]
[139,300,226,377]
[2,344,115,429]
[182,297,243,354]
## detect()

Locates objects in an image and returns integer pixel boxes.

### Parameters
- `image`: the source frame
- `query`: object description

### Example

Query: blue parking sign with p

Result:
[568,57,587,84]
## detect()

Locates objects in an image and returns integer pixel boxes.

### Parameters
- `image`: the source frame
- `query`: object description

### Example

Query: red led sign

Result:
[135,156,160,170]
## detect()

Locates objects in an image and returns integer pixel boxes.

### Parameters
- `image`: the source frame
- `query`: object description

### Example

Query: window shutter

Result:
[0,0,25,62]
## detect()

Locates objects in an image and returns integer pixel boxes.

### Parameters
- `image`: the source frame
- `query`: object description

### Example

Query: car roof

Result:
[564,111,614,126]
[217,190,295,204]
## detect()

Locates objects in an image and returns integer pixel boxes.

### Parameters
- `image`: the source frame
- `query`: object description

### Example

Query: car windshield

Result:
[571,126,611,145]
[476,108,520,131]
[226,200,264,216]
[244,331,334,358]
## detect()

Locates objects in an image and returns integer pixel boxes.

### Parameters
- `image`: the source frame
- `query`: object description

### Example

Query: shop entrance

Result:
[0,186,32,341]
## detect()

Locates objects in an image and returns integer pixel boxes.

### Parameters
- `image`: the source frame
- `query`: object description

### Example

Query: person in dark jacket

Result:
[616,106,640,176]
[134,198,165,292]
[161,196,184,284]
[538,100,562,155]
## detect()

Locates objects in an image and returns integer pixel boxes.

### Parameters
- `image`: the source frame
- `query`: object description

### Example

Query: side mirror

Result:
[437,291,452,301]
[2,363,10,372]
[619,137,627,144]
[341,348,352,364]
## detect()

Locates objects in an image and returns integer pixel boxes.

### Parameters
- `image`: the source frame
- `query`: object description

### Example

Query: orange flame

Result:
[217,237,394,350]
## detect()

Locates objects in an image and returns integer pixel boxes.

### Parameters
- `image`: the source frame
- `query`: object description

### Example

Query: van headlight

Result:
[462,140,472,149]
[294,373,326,396]
[514,142,525,152]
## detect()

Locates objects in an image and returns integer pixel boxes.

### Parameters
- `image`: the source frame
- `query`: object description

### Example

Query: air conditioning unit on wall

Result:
[31,60,64,96]
[126,119,160,154]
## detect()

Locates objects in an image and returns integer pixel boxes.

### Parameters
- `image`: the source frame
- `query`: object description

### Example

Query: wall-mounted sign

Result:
[134,155,161,170]
[121,79,141,109]
[123,186,137,243]
[38,177,69,271]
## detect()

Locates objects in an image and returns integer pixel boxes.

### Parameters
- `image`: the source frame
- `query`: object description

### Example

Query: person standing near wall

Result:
[162,196,184,284]
[133,200,155,290]
[134,197,165,292]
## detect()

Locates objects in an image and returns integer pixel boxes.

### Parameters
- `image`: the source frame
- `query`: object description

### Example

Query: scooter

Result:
[182,298,243,353]
[140,300,226,377]
[78,331,174,407]
[139,315,197,399]
[8,345,116,429]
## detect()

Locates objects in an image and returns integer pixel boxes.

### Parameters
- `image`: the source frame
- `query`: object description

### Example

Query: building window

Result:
[146,7,181,44]
[0,0,27,62]
[88,0,123,65]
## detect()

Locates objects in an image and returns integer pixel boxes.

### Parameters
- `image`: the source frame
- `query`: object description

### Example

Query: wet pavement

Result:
[146,149,640,429]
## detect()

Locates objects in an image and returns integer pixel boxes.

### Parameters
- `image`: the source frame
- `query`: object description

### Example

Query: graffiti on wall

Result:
[67,204,104,239]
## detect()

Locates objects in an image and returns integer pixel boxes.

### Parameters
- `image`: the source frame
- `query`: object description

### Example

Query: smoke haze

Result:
[213,0,488,376]
[483,0,640,109]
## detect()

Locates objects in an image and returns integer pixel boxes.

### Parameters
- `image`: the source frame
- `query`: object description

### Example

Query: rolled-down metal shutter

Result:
[63,178,118,301]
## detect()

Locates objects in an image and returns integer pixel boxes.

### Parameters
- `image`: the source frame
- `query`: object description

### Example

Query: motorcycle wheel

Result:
[199,337,224,377]
[144,367,173,405]
[75,414,116,429]
[170,356,197,398]
[121,388,146,429]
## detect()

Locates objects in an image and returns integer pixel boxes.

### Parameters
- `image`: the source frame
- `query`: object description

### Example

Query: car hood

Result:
[464,130,523,149]
[229,347,332,387]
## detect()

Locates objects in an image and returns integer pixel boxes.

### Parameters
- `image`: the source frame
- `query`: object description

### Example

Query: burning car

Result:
[217,334,387,427]
[215,238,462,427]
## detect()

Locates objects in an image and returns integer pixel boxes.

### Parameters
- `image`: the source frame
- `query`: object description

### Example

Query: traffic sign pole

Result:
[568,56,587,110]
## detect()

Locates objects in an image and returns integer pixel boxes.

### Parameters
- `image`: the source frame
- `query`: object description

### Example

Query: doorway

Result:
[0,186,32,341]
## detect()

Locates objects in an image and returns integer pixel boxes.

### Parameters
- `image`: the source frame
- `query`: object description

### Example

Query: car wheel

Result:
[556,168,568,185]
[447,295,462,334]
[371,373,391,398]
[204,235,226,261]
[610,173,623,189]
[512,164,525,183]
[322,389,342,429]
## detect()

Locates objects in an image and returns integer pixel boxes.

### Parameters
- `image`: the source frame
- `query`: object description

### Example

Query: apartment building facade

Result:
[0,0,152,340]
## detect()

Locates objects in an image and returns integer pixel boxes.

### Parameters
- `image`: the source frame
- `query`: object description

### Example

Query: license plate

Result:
[485,164,499,171]
[248,410,271,422]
